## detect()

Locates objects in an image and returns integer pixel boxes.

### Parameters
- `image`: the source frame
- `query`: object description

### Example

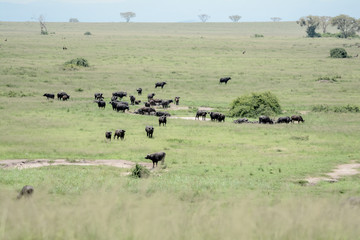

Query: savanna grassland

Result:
[0,21,360,239]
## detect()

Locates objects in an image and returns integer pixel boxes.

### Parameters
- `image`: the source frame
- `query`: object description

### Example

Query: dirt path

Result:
[169,116,211,121]
[0,159,153,170]
[306,161,360,185]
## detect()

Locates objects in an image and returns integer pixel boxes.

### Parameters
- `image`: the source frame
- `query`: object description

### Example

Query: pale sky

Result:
[0,0,359,22]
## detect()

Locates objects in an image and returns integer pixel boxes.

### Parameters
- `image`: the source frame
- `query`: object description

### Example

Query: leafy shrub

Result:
[41,30,48,35]
[229,91,282,118]
[64,58,89,68]
[84,32,92,35]
[306,26,321,38]
[312,104,359,113]
[330,48,348,58]
[131,164,150,178]
[253,34,264,38]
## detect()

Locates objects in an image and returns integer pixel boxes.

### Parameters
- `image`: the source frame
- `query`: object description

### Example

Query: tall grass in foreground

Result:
[1,189,359,240]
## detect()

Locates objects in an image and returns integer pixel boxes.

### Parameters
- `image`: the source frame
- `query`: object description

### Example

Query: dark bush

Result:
[253,34,264,38]
[65,58,89,67]
[306,26,321,38]
[229,91,282,118]
[131,164,150,178]
[330,48,348,58]
[84,32,92,35]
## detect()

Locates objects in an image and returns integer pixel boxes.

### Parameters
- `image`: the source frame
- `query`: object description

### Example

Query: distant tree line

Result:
[297,14,360,38]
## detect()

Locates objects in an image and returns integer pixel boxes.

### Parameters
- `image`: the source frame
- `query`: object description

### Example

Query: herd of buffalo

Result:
[43,78,304,168]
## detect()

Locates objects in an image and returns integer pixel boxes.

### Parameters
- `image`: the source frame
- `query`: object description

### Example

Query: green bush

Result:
[229,91,282,118]
[312,104,359,113]
[131,164,150,178]
[84,32,92,35]
[65,58,89,68]
[330,48,348,58]
[253,34,264,38]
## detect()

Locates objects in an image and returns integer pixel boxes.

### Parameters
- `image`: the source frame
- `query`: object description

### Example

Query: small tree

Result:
[331,14,360,38]
[120,12,136,22]
[37,15,48,35]
[319,16,331,33]
[229,15,241,22]
[270,17,282,22]
[198,14,210,23]
[69,18,79,23]
[297,15,321,38]
[330,48,348,58]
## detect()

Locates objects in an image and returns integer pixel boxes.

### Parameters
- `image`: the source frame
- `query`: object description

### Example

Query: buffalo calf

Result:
[105,131,112,141]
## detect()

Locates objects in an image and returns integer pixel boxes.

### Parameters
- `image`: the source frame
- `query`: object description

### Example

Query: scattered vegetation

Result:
[229,91,282,118]
[84,31,92,35]
[75,88,84,92]
[330,48,348,58]
[64,58,90,68]
[253,34,264,38]
[131,164,150,178]
[316,75,341,82]
[312,104,360,113]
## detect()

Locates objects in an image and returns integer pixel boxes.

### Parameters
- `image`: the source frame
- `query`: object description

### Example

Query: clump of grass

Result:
[1,90,31,98]
[75,88,84,92]
[253,34,264,38]
[312,104,360,113]
[290,135,309,141]
[316,75,341,82]
[84,32,92,36]
[64,58,89,69]
[131,164,150,178]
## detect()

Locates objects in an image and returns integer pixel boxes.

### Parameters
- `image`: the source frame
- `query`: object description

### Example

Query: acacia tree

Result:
[331,14,360,38]
[120,12,136,22]
[198,14,210,23]
[229,15,241,22]
[38,15,48,35]
[69,18,79,23]
[297,15,320,37]
[319,16,331,33]
[270,17,282,22]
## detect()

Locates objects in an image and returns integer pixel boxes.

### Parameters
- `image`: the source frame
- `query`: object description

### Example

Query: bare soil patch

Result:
[0,159,153,170]
[169,116,211,121]
[306,161,360,185]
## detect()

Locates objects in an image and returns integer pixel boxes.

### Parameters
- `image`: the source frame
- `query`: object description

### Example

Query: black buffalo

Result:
[145,152,166,168]
[135,100,141,105]
[136,88,142,95]
[259,116,274,124]
[209,112,225,122]
[219,77,231,84]
[62,94,70,101]
[195,110,207,120]
[276,116,291,124]
[145,126,154,138]
[112,91,127,99]
[116,103,129,112]
[17,185,34,199]
[130,95,136,105]
[138,107,156,115]
[43,93,54,99]
[94,100,106,109]
[161,99,173,108]
[109,101,129,111]
[114,129,126,140]
[57,91,68,100]
[155,111,171,117]
[105,131,112,141]
[94,93,103,100]
[147,93,156,101]
[174,96,180,105]
[159,116,167,126]
[155,82,167,89]
[291,115,304,123]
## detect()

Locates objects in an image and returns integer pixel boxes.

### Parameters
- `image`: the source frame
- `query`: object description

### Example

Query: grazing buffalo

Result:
[161,99,173,108]
[43,93,54,99]
[144,102,151,107]
[135,100,141,105]
[219,77,231,84]
[17,185,34,199]
[233,118,248,124]
[276,116,291,124]
[57,91,68,100]
[94,100,106,109]
[116,103,129,112]
[138,107,156,115]
[147,93,156,101]
[145,126,154,138]
[155,82,167,89]
[109,101,128,111]
[259,116,274,124]
[291,115,304,123]
[209,112,225,122]
[145,152,166,168]
[136,88,142,95]
[218,114,226,122]
[94,93,103,100]
[159,116,167,126]
[112,91,127,99]
[114,129,126,140]
[174,96,180,105]
[195,110,207,120]
[62,94,70,101]
[155,111,171,117]
[111,95,118,101]
[105,131,112,141]
[130,95,136,105]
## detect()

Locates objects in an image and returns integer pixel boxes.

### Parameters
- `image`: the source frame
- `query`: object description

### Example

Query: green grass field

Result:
[0,22,360,239]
